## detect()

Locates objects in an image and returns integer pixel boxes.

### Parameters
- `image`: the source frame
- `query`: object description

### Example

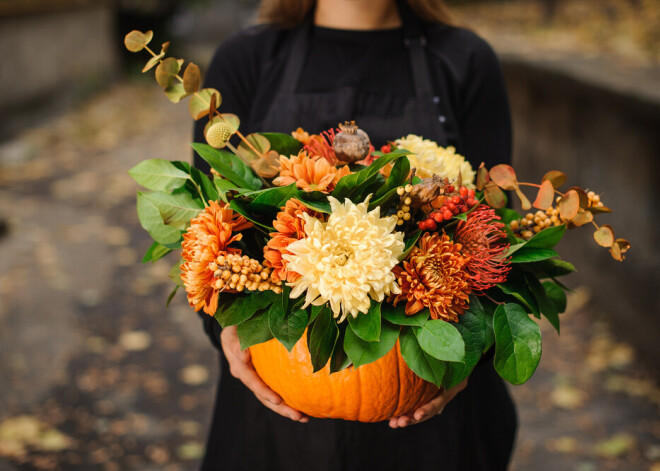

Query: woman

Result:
[193,0,517,469]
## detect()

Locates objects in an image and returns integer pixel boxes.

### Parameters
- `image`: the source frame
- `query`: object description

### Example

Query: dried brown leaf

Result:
[183,62,201,94]
[189,88,222,120]
[155,57,181,88]
[515,186,531,210]
[567,186,589,209]
[610,238,630,261]
[572,209,593,227]
[476,163,489,191]
[251,150,281,178]
[164,83,188,103]
[142,52,164,73]
[558,190,580,220]
[124,30,153,52]
[594,225,614,247]
[237,133,270,163]
[533,179,555,210]
[542,170,567,189]
[484,182,507,208]
[489,164,518,191]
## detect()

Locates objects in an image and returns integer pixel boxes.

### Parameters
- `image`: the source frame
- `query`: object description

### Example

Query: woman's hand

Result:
[220,326,309,423]
[388,378,468,429]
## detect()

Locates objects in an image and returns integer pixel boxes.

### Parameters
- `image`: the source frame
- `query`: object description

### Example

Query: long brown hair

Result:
[258,0,454,28]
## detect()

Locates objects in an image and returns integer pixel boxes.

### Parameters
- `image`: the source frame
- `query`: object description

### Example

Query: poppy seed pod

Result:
[332,121,371,163]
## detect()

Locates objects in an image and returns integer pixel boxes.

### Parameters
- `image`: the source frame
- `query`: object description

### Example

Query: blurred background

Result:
[0,0,658,469]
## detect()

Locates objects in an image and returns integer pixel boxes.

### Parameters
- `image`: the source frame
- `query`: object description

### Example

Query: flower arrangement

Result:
[125,31,630,421]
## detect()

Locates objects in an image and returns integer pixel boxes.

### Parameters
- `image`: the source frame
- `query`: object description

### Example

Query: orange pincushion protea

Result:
[180,201,252,315]
[304,128,339,165]
[453,205,511,292]
[273,150,350,193]
[263,199,323,283]
[390,232,471,322]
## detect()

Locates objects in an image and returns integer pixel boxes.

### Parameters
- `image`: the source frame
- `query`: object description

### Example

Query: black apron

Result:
[201,4,516,471]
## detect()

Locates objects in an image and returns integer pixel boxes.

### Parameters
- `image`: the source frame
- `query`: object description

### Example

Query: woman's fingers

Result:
[389,379,469,429]
[220,326,308,423]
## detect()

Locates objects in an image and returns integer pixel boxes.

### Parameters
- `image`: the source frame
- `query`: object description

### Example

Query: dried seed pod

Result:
[332,121,370,163]
[409,175,447,208]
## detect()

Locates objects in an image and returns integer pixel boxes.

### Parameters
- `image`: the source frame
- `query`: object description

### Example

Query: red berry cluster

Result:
[417,186,478,231]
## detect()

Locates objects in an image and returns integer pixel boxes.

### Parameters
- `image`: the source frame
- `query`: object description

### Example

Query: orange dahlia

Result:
[180,201,252,315]
[390,232,471,323]
[453,205,511,292]
[272,150,350,193]
[263,198,323,283]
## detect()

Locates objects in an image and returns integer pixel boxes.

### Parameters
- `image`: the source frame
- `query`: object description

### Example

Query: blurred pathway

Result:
[0,81,658,470]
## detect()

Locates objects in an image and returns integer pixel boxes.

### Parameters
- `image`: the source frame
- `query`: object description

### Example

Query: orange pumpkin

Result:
[249,330,440,422]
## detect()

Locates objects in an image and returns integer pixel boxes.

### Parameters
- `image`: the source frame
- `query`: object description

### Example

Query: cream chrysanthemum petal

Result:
[283,196,404,322]
[395,134,475,186]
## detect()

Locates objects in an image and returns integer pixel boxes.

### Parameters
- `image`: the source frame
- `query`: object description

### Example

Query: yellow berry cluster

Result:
[395,184,413,226]
[587,190,604,208]
[209,253,282,293]
[510,208,563,239]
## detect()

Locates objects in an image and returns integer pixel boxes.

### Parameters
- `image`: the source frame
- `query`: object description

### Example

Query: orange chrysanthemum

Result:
[180,201,252,315]
[263,198,323,283]
[272,150,350,193]
[453,205,511,292]
[390,232,471,322]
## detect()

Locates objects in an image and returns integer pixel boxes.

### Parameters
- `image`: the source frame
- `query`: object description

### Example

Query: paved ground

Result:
[0,81,659,470]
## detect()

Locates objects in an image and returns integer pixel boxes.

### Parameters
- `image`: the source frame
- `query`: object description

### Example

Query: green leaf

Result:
[166,285,179,307]
[525,273,560,334]
[163,82,188,103]
[442,296,487,388]
[141,241,172,263]
[398,230,421,261]
[496,207,523,224]
[493,303,542,385]
[268,303,308,352]
[399,326,446,388]
[237,311,274,349]
[332,149,409,200]
[497,274,540,317]
[214,290,277,328]
[141,191,203,231]
[509,247,559,263]
[228,199,274,230]
[482,301,496,353]
[136,191,182,247]
[543,281,567,313]
[344,320,399,369]
[296,192,331,213]
[381,303,428,326]
[247,184,299,215]
[260,132,303,157]
[168,259,183,287]
[309,304,325,324]
[308,307,340,372]
[129,159,190,191]
[414,319,465,362]
[373,156,411,200]
[524,224,566,249]
[348,301,381,342]
[530,259,576,278]
[192,143,262,191]
[330,328,352,373]
[190,167,219,202]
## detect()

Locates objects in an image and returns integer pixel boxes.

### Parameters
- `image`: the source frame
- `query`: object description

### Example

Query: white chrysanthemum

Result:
[283,196,404,322]
[395,134,475,186]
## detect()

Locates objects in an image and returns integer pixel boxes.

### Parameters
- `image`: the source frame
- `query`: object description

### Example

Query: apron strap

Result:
[398,0,434,99]
[278,17,313,93]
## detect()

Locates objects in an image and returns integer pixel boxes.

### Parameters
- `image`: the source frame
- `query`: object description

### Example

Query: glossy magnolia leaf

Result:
[237,311,274,350]
[515,186,532,210]
[381,303,428,326]
[183,62,201,93]
[525,273,559,333]
[189,88,222,120]
[268,303,308,352]
[489,164,518,191]
[414,319,465,362]
[141,191,202,231]
[124,30,153,52]
[558,190,580,220]
[247,184,299,215]
[332,149,409,200]
[533,179,555,210]
[155,57,182,88]
[129,159,190,191]
[493,303,542,385]
[348,301,381,342]
[136,191,182,248]
[594,224,615,247]
[344,320,399,369]
[330,330,351,373]
[164,83,188,103]
[215,290,277,327]
[308,307,339,372]
[260,132,303,157]
[251,150,281,179]
[399,327,446,388]
[398,230,421,262]
[509,247,559,263]
[237,133,271,163]
[542,170,567,189]
[484,182,507,209]
[192,143,262,190]
[142,241,171,263]
[476,163,489,191]
[572,209,594,227]
[543,281,567,313]
[610,238,631,261]
[524,224,566,249]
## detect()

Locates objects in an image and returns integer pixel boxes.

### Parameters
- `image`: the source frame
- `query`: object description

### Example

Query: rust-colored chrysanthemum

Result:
[390,232,471,322]
[453,205,511,292]
[263,198,323,283]
[180,201,252,315]
[273,150,350,193]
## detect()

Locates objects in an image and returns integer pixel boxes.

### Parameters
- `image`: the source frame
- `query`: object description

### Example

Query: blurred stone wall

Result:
[503,58,660,374]
[0,4,118,139]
